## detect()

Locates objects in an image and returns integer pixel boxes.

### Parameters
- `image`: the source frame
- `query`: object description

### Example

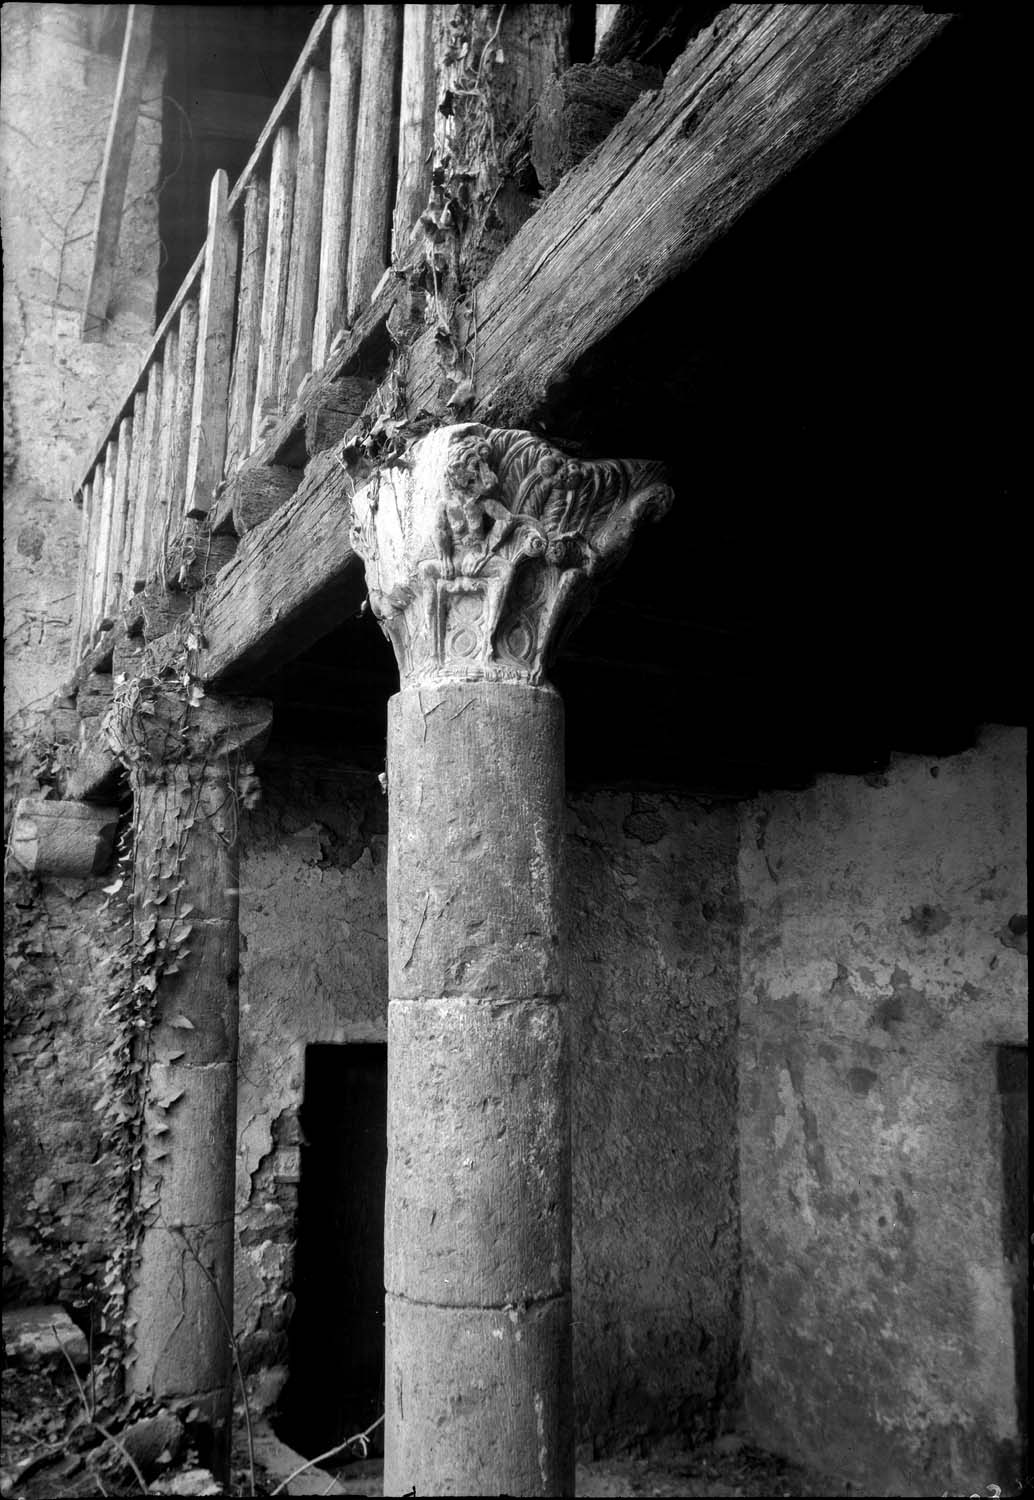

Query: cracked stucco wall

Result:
[233,769,743,1450]
[2,3,163,728]
[739,725,1027,1496]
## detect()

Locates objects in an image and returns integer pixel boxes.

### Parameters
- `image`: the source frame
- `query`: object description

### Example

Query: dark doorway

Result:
[278,1043,388,1459]
[996,1045,1028,1471]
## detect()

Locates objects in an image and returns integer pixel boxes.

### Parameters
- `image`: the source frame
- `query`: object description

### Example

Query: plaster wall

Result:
[738,725,1027,1496]
[233,770,742,1448]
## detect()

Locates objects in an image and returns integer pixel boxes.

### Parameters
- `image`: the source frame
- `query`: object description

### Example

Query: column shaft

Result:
[384,680,573,1497]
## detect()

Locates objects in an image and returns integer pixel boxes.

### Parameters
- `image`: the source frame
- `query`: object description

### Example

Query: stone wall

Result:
[2,4,162,1311]
[738,725,1027,1496]
[233,770,743,1450]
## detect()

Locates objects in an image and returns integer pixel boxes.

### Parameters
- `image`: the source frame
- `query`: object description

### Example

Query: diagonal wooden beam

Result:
[82,5,154,341]
[197,2,953,690]
[403,2,953,423]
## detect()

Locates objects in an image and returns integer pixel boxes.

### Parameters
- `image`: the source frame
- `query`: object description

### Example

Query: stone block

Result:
[9,797,118,876]
[3,1304,89,1370]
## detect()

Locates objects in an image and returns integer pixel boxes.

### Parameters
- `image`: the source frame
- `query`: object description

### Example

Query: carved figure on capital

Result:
[350,424,672,685]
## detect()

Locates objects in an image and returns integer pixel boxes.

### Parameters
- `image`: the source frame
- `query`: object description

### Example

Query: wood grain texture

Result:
[312,4,364,368]
[121,387,148,602]
[127,358,164,591]
[392,3,435,261]
[168,298,200,526]
[147,323,179,580]
[90,447,116,632]
[404,3,952,422]
[225,177,269,474]
[71,480,95,666]
[186,171,240,518]
[104,416,134,616]
[346,4,403,323]
[198,447,365,688]
[81,3,154,339]
[280,67,332,407]
[250,126,298,443]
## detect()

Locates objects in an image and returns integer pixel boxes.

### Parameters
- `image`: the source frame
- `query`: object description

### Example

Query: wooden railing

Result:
[70,3,436,666]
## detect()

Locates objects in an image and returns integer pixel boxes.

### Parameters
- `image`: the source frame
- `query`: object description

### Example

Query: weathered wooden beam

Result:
[225,178,269,474]
[81,4,154,340]
[392,3,435,260]
[185,171,240,519]
[198,448,366,689]
[250,126,298,444]
[312,4,364,368]
[403,2,954,422]
[229,466,303,537]
[346,4,403,323]
[280,67,332,406]
[119,389,147,607]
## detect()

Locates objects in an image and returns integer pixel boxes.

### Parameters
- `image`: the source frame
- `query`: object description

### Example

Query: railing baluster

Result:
[147,326,180,577]
[393,3,435,261]
[313,5,364,369]
[280,66,331,407]
[121,388,148,607]
[186,171,240,519]
[71,478,95,665]
[168,299,199,523]
[90,442,117,634]
[226,178,270,475]
[347,4,403,323]
[251,127,298,445]
[126,358,163,593]
[105,415,134,618]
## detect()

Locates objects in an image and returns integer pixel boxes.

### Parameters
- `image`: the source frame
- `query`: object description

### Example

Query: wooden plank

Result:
[168,298,200,519]
[251,125,298,444]
[392,4,435,261]
[198,448,366,688]
[73,7,337,491]
[185,171,240,519]
[280,66,332,406]
[71,480,95,666]
[120,389,148,606]
[346,4,403,323]
[146,324,179,578]
[82,4,154,340]
[225,177,270,474]
[90,444,117,631]
[126,357,164,591]
[104,416,134,616]
[312,4,364,368]
[403,2,953,423]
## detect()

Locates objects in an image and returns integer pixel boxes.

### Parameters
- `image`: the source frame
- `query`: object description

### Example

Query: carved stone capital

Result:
[104,673,272,786]
[350,424,672,686]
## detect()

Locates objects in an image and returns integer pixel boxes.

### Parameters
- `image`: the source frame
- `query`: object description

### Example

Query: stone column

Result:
[351,424,671,1496]
[105,676,271,1463]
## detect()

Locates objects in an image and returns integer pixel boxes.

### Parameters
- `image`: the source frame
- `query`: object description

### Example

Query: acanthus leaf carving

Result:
[350,423,672,686]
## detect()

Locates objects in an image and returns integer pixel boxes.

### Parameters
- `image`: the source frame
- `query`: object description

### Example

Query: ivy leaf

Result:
[151,1121,170,1136]
[103,879,124,896]
[169,1015,195,1030]
[135,974,158,994]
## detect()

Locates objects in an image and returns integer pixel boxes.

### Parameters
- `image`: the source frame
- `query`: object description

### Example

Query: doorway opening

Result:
[277,1043,388,1459]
